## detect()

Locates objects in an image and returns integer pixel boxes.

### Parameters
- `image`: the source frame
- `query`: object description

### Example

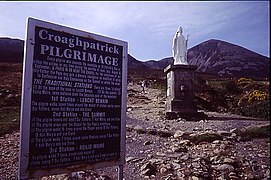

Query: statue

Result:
[172,26,189,65]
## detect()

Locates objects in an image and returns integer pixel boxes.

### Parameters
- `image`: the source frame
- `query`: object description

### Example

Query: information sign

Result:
[19,17,127,179]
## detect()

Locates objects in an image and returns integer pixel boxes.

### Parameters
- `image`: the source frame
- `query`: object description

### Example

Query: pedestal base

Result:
[167,99,197,112]
[164,64,207,121]
[165,111,207,121]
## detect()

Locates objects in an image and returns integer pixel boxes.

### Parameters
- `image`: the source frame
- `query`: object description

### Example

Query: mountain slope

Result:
[187,39,269,78]
[128,54,149,70]
[0,38,24,63]
[144,57,173,69]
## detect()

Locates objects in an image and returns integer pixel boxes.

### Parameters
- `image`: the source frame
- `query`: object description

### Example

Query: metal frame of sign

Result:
[19,17,127,179]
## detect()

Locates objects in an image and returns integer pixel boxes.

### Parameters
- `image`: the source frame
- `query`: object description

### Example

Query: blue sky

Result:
[0,1,269,61]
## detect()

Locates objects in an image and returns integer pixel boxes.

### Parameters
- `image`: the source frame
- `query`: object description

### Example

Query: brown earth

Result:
[0,81,270,180]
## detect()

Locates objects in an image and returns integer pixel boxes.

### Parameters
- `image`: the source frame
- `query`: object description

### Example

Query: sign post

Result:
[19,17,127,179]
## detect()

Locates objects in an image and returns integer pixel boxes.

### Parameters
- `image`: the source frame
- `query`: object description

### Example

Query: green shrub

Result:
[238,90,269,119]
[237,77,252,84]
[239,90,268,104]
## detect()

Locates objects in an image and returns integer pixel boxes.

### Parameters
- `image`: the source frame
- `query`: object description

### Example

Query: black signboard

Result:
[19,18,127,179]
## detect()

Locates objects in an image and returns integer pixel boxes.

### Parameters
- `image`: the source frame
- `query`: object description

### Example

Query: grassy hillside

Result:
[194,77,269,119]
[0,63,22,136]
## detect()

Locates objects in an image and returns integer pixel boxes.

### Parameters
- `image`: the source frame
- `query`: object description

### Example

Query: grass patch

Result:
[134,127,173,138]
[146,129,157,135]
[238,125,270,141]
[157,130,173,138]
[0,107,20,136]
[186,133,223,144]
[134,127,147,134]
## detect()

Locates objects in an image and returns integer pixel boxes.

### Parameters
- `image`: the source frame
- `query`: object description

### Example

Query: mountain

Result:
[142,39,269,79]
[0,38,269,78]
[128,54,149,70]
[187,39,269,78]
[144,57,173,69]
[0,38,24,63]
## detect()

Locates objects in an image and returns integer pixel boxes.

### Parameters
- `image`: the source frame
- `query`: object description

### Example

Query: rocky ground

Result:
[0,82,270,180]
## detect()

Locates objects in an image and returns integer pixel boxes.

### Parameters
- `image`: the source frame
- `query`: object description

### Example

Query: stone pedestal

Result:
[164,64,205,120]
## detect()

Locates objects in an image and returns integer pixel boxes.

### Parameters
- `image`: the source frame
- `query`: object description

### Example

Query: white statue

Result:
[172,26,189,65]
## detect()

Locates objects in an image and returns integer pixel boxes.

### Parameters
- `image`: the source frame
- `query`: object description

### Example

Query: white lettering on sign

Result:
[39,29,119,54]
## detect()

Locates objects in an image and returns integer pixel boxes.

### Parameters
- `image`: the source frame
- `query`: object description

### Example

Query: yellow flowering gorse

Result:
[239,90,268,105]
